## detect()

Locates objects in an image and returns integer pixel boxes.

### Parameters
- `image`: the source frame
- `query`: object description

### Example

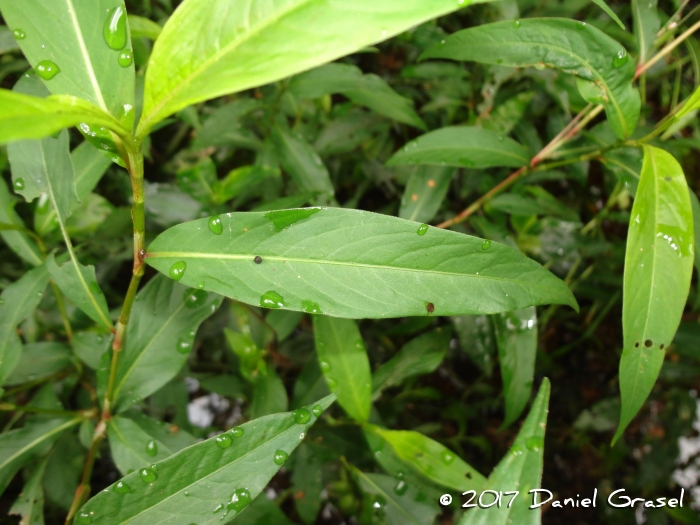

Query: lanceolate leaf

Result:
[0,264,49,385]
[250,368,289,419]
[108,416,173,475]
[113,275,223,411]
[127,15,162,41]
[0,417,81,496]
[614,146,694,443]
[632,0,660,64]
[590,0,625,30]
[365,425,486,492]
[494,307,538,428]
[272,127,334,196]
[9,456,48,525]
[422,19,640,140]
[5,342,73,386]
[458,379,550,525]
[674,85,700,122]
[0,178,42,266]
[0,0,135,124]
[145,208,577,319]
[292,443,323,525]
[137,0,481,136]
[77,396,335,525]
[387,127,529,169]
[399,166,454,223]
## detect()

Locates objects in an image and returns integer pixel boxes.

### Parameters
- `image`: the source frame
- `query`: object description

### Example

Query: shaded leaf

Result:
[292,442,324,524]
[108,416,173,475]
[190,99,262,151]
[399,166,454,223]
[292,358,330,410]
[272,127,334,196]
[5,342,73,386]
[453,315,496,376]
[0,177,42,266]
[72,331,111,370]
[590,0,625,30]
[9,456,48,525]
[127,15,162,41]
[250,367,289,419]
[632,0,660,64]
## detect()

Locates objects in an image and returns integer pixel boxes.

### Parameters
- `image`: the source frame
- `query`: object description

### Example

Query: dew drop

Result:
[612,49,629,68]
[293,408,311,424]
[512,20,521,28]
[35,60,61,80]
[215,433,233,449]
[511,444,523,455]
[169,261,187,281]
[139,467,157,483]
[481,239,491,250]
[416,223,429,236]
[526,436,544,451]
[394,480,408,495]
[184,288,208,308]
[496,58,503,64]
[104,6,128,50]
[208,215,223,235]
[327,378,337,390]
[231,427,244,438]
[118,49,133,67]
[13,178,25,191]
[441,450,455,465]
[273,449,289,465]
[312,405,323,417]
[197,281,205,289]
[319,360,332,372]
[145,440,158,457]
[113,480,132,494]
[176,338,192,354]
[76,512,92,524]
[227,488,251,515]
[577,21,587,30]
[260,290,285,309]
[13,29,26,40]
[301,299,322,314]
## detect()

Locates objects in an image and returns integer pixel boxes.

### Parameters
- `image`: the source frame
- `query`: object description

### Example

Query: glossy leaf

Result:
[387,127,529,169]
[0,264,49,385]
[422,19,640,139]
[146,208,577,319]
[614,146,694,443]
[108,416,172,475]
[5,342,73,386]
[113,275,223,411]
[399,166,454,223]
[137,0,480,135]
[250,368,289,419]
[292,442,323,524]
[674,85,700,122]
[289,63,425,129]
[127,15,162,41]
[494,307,538,427]
[77,395,335,524]
[0,0,135,123]
[632,0,659,64]
[272,127,334,196]
[372,328,449,399]
[0,417,81,496]
[365,424,485,492]
[0,178,42,266]
[590,0,625,30]
[458,379,550,525]
[9,456,48,525]
[313,316,371,422]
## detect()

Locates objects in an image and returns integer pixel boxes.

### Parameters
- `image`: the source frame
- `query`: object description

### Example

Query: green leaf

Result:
[146,208,578,318]
[212,165,280,205]
[422,19,640,140]
[292,442,323,524]
[289,63,425,129]
[77,395,335,524]
[590,0,625,30]
[190,99,262,151]
[9,456,49,525]
[452,315,496,376]
[0,0,135,124]
[0,264,49,385]
[5,342,73,386]
[292,359,330,409]
[113,275,223,410]
[457,378,550,525]
[127,15,162,41]
[387,127,529,168]
[614,146,694,443]
[372,328,449,399]
[399,166,454,223]
[250,367,289,419]
[72,331,111,370]
[0,178,42,266]
[124,411,198,453]
[313,316,371,422]
[690,191,700,275]
[494,307,538,427]
[176,157,216,205]
[272,126,334,196]
[225,329,265,382]
[632,0,659,64]
[365,424,486,492]
[136,0,480,135]
[108,416,173,475]
[0,25,20,54]
[675,85,700,123]
[351,468,440,525]
[231,494,296,525]
[0,417,81,496]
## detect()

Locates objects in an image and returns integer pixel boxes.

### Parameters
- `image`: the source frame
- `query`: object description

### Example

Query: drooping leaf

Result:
[0,264,49,385]
[632,0,660,64]
[292,442,324,525]
[0,417,81,496]
[76,395,335,525]
[313,316,371,422]
[127,14,162,41]
[458,378,550,525]
[614,146,694,443]
[494,307,538,427]
[113,275,223,411]
[364,424,485,492]
[145,208,577,319]
[108,416,173,475]
[372,328,449,399]
[272,127,334,196]
[136,0,482,135]
[387,127,529,169]
[0,178,42,266]
[590,0,625,30]
[422,19,640,139]
[289,63,426,129]
[4,342,73,386]
[0,0,135,124]
[9,456,49,525]
[250,367,289,419]
[399,166,454,223]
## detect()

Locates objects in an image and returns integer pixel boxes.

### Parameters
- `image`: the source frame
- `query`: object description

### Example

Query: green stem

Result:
[0,402,90,418]
[637,18,700,78]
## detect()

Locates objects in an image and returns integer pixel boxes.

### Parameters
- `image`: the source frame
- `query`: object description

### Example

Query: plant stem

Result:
[637,18,700,78]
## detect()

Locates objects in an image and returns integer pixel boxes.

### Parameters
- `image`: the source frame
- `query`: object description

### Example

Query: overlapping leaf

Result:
[0,178,42,266]
[399,166,454,223]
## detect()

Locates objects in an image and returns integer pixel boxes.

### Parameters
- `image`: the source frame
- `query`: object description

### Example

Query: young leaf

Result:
[614,146,694,443]
[137,0,481,135]
[289,63,426,129]
[364,424,485,492]
[399,166,454,224]
[674,85,700,123]
[9,456,49,525]
[0,178,42,266]
[422,19,640,140]
[0,264,49,385]
[386,127,529,168]
[108,416,173,475]
[292,442,324,525]
[76,396,335,524]
[0,417,81,496]
[632,0,660,64]
[113,275,223,411]
[590,0,625,30]
[372,328,449,399]
[458,378,550,525]
[0,0,135,123]
[272,127,334,196]
[250,368,289,419]
[4,342,73,386]
[313,316,372,422]
[494,307,538,428]
[145,208,578,319]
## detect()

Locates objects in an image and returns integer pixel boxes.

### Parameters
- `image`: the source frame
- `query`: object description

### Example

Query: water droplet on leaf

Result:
[76,512,92,524]
[394,480,408,495]
[13,29,26,40]
[176,338,192,354]
[208,215,223,235]
[215,433,232,449]
[319,360,332,372]
[170,261,187,281]
[184,288,208,308]
[526,436,544,451]
[104,6,128,50]
[260,290,285,309]
[227,488,251,515]
[441,450,455,464]
[293,408,311,424]
[118,49,133,67]
[197,281,205,289]
[273,449,288,465]
[139,467,157,483]
[481,239,491,250]
[113,480,132,494]
[145,440,158,457]
[302,299,322,314]
[35,60,61,80]
[417,223,429,236]
[312,405,323,417]
[512,20,521,28]
[231,427,244,438]
[612,49,628,68]
[13,178,25,191]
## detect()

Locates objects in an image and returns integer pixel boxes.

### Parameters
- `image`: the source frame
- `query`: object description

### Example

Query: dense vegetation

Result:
[0,0,699,524]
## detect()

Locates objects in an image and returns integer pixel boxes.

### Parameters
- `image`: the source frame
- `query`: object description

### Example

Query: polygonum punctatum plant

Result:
[0,0,698,524]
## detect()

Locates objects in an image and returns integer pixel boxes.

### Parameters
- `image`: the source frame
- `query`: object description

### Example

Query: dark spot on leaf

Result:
[426,302,434,314]
[659,344,665,350]
[466,472,472,479]
[254,256,262,264]
[644,339,653,348]
[634,342,640,348]
[665,177,671,181]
